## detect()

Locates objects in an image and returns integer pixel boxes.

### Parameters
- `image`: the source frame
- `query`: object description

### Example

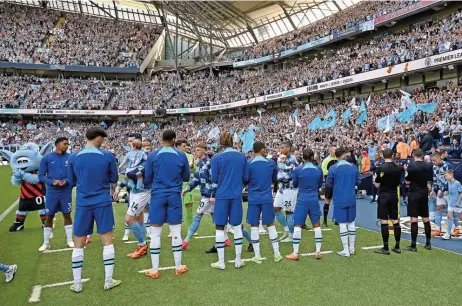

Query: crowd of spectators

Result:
[1,10,462,111]
[2,86,461,165]
[0,3,161,67]
[236,1,419,61]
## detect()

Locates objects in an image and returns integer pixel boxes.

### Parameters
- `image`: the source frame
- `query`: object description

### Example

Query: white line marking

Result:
[308,228,332,232]
[361,245,383,250]
[194,235,215,239]
[228,257,267,263]
[43,248,73,253]
[0,199,18,223]
[138,266,176,273]
[300,251,333,256]
[356,226,461,256]
[124,240,151,244]
[28,279,90,303]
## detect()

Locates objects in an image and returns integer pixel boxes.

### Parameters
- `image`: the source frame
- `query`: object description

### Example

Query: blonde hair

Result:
[219,132,233,148]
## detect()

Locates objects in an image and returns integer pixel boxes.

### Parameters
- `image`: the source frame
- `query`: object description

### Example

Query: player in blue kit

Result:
[144,130,190,279]
[69,127,120,293]
[38,137,73,252]
[211,132,248,270]
[245,141,282,264]
[325,148,361,257]
[442,170,462,240]
[286,149,324,260]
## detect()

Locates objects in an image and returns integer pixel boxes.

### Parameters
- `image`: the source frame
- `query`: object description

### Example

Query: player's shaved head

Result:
[162,130,176,141]
[253,141,265,154]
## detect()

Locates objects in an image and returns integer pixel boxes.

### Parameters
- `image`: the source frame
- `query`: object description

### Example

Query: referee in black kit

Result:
[373,149,402,255]
[403,148,433,252]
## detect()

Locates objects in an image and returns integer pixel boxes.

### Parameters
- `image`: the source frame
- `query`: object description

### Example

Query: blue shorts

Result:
[74,203,114,237]
[214,198,242,226]
[247,203,274,225]
[149,194,182,225]
[45,191,72,215]
[293,201,321,226]
[333,205,356,223]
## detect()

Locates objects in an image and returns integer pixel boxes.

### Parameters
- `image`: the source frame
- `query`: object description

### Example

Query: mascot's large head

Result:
[0,142,53,172]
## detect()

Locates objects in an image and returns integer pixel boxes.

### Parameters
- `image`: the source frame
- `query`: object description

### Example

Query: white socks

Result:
[150,227,162,272]
[215,230,226,265]
[314,227,322,253]
[43,227,52,244]
[293,227,302,255]
[170,224,182,270]
[267,225,280,257]
[103,245,115,283]
[339,223,349,252]
[64,225,73,242]
[233,225,243,263]
[347,221,356,250]
[72,248,84,286]
[250,227,261,258]
[144,213,150,238]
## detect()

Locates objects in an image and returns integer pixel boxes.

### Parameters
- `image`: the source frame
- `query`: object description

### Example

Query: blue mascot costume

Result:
[0,142,53,232]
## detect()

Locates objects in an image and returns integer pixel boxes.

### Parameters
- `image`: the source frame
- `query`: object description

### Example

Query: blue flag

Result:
[320,107,337,129]
[359,101,366,113]
[342,108,351,122]
[242,129,255,153]
[292,108,299,119]
[377,114,395,131]
[417,103,438,114]
[100,121,108,129]
[254,126,263,131]
[271,116,277,124]
[229,128,234,135]
[356,111,367,124]
[308,116,322,131]
[238,131,244,140]
[150,123,158,130]
[57,120,64,127]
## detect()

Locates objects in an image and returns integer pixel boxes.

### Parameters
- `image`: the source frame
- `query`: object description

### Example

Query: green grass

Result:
[0,166,462,305]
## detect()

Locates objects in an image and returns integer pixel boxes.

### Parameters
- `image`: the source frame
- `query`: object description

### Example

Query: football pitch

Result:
[1,166,461,306]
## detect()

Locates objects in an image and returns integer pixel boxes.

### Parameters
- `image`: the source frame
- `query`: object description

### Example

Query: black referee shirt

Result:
[405,161,433,195]
[374,161,401,194]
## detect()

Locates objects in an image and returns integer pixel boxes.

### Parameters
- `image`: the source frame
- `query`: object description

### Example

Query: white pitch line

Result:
[29,279,90,303]
[43,248,73,253]
[228,257,267,263]
[361,245,383,250]
[0,199,18,223]
[124,240,151,244]
[308,228,332,232]
[138,266,176,273]
[194,235,216,239]
[300,251,333,256]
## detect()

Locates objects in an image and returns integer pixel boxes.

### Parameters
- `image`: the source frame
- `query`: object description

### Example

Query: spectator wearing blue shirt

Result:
[144,130,190,279]
[38,137,73,252]
[69,126,120,293]
[244,141,281,264]
[325,148,361,257]
[211,132,248,270]
[286,149,323,261]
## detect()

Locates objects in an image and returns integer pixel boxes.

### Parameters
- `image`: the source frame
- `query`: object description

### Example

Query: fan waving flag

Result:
[308,116,321,131]
[242,129,255,153]
[207,126,220,140]
[342,107,351,122]
[356,110,367,124]
[320,107,337,129]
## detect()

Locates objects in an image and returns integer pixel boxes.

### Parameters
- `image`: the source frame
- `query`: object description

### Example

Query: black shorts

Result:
[377,192,399,220]
[407,193,429,218]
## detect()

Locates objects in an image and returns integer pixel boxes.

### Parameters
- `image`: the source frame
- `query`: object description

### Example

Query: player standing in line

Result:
[245,141,282,264]
[325,148,361,257]
[176,139,196,235]
[286,149,324,260]
[274,142,298,243]
[144,130,190,279]
[181,143,221,250]
[373,149,402,255]
[69,127,120,292]
[321,146,337,227]
[211,132,248,270]
[0,263,17,283]
[442,170,462,240]
[404,149,433,251]
[38,137,73,252]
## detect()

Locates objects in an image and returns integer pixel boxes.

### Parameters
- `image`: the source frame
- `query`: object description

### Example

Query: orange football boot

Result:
[175,265,189,276]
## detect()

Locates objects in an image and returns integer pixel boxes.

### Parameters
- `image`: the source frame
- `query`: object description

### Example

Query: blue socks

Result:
[275,211,288,229]
[447,219,453,235]
[242,227,251,244]
[453,213,459,227]
[287,214,295,235]
[0,263,9,272]
[186,214,202,242]
[130,222,145,245]
[136,179,144,191]
[435,211,443,231]
[128,180,136,190]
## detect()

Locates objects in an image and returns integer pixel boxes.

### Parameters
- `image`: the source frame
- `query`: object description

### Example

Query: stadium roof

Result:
[6,0,359,49]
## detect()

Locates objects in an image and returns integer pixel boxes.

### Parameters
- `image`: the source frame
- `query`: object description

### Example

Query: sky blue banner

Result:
[342,107,351,122]
[242,129,255,153]
[320,107,337,129]
[271,116,277,123]
[360,101,366,113]
[417,103,438,114]
[356,110,367,124]
[308,116,322,130]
